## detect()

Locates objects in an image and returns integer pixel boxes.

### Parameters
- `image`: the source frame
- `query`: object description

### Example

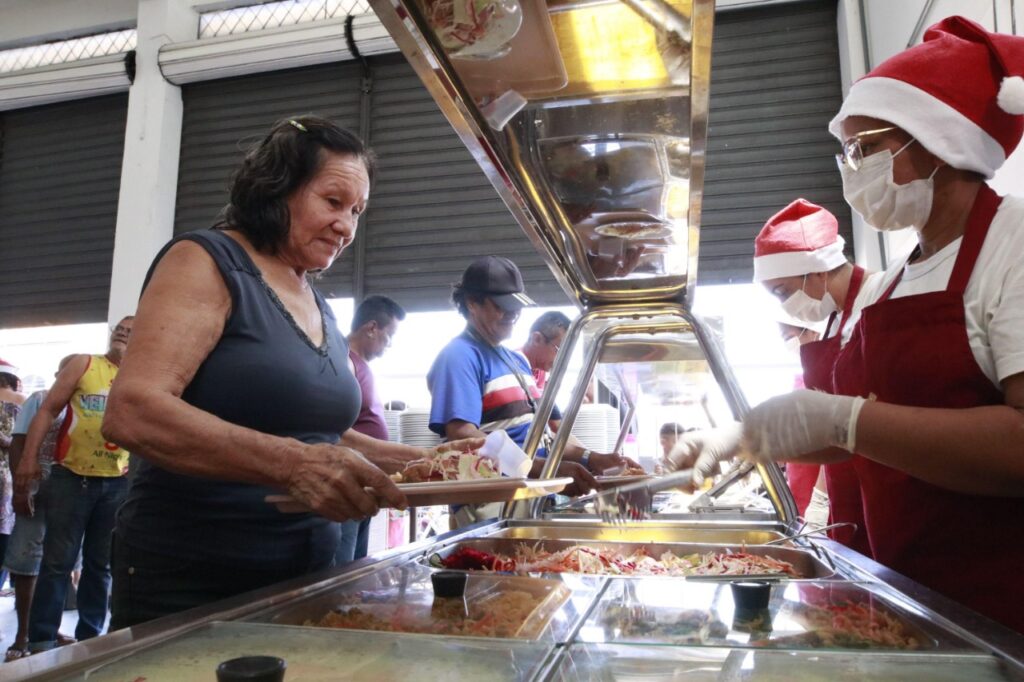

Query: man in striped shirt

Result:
[428,257,626,525]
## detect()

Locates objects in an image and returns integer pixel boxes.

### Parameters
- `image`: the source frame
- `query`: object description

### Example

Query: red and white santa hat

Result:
[0,358,21,379]
[829,16,1024,179]
[753,199,846,282]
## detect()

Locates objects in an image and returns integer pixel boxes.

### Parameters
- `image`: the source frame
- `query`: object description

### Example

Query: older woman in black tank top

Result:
[103,117,480,629]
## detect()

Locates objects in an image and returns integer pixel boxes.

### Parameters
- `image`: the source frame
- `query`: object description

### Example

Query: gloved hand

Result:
[742,390,866,462]
[664,422,744,488]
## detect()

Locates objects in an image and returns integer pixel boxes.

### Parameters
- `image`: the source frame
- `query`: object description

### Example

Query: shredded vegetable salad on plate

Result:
[438,544,798,577]
[392,451,500,483]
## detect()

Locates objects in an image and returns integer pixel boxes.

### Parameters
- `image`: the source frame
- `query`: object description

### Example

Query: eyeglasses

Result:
[835,126,898,171]
[540,333,561,353]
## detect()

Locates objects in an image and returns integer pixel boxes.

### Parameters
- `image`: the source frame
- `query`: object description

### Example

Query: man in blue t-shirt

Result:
[428,256,628,524]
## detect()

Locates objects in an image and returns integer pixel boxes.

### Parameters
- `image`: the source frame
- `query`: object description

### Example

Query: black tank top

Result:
[116,229,360,570]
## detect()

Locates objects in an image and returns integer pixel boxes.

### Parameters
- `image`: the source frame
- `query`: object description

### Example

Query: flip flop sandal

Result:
[4,646,30,662]
[56,634,77,647]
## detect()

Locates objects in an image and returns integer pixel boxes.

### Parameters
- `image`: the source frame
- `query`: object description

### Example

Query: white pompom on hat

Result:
[829,16,1024,179]
[753,199,847,282]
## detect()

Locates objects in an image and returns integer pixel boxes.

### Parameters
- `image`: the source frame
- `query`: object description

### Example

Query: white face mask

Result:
[781,276,838,324]
[840,140,938,232]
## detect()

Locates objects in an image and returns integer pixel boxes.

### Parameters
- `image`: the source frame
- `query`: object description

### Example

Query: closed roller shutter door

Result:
[699,0,851,284]
[362,55,565,311]
[174,63,363,297]
[0,94,128,327]
[174,56,565,309]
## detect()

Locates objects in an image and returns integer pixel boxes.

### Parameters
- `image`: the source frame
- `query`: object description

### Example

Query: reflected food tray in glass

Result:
[550,643,1024,681]
[247,563,574,641]
[580,579,980,653]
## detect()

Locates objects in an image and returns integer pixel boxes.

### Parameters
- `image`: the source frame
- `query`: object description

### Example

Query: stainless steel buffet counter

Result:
[8,519,1024,681]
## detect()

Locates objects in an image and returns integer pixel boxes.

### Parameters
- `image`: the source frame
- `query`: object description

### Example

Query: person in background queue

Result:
[14,319,134,653]
[670,18,1024,631]
[0,359,25,597]
[336,295,406,565]
[519,311,643,471]
[427,256,629,526]
[519,311,570,392]
[101,116,479,629]
[659,423,691,461]
[4,357,75,661]
[756,199,877,547]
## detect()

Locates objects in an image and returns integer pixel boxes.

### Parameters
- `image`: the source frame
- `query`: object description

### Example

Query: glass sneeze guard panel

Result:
[57,621,549,681]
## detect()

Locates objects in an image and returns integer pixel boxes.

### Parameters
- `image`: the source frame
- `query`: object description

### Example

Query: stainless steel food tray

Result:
[488,523,786,545]
[429,538,835,579]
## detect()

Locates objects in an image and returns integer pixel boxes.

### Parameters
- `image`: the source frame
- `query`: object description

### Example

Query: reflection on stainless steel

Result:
[373,0,710,304]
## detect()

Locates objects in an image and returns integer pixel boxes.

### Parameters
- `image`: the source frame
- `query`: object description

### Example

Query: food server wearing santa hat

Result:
[753,200,876,547]
[672,16,1024,632]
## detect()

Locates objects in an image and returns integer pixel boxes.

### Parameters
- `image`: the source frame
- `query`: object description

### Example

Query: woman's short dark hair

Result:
[0,372,19,390]
[222,115,376,254]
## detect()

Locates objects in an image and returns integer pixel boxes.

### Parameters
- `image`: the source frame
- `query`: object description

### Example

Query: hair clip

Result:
[288,119,308,132]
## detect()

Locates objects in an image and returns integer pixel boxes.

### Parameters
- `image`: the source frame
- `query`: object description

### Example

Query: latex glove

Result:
[742,390,866,463]
[665,422,744,488]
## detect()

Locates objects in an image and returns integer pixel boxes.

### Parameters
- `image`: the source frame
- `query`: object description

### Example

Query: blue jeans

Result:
[335,520,359,566]
[354,517,370,560]
[28,466,127,651]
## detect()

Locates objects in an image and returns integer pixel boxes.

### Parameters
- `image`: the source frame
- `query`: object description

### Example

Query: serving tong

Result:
[565,467,697,524]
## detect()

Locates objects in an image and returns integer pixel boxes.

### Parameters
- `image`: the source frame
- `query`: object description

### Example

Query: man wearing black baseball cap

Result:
[428,257,622,525]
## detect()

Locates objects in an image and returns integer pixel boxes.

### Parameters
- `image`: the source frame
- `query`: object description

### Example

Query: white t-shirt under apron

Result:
[854,194,1024,388]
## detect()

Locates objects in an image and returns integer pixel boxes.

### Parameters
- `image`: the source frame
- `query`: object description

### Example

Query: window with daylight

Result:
[198,0,372,38]
[0,30,136,74]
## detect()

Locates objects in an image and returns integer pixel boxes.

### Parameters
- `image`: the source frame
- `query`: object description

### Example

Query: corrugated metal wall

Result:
[0,94,128,327]
[362,55,563,310]
[173,55,564,310]
[700,0,851,284]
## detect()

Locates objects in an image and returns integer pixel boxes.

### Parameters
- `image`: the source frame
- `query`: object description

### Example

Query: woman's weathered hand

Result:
[286,444,407,521]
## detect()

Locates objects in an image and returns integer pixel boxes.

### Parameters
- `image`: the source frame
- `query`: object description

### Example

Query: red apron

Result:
[797,266,870,554]
[832,186,1024,632]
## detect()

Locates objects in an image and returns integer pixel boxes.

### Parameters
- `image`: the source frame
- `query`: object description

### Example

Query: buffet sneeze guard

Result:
[366,0,797,524]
